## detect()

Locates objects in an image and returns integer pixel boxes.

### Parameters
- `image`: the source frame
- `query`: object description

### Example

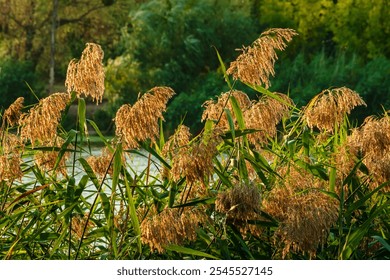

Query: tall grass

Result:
[0,29,389,260]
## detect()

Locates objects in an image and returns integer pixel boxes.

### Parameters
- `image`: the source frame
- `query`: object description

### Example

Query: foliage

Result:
[0,59,43,109]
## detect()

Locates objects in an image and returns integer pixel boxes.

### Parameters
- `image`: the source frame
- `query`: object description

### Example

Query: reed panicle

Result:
[264,165,338,258]
[347,115,390,191]
[0,132,23,181]
[19,92,70,147]
[34,137,70,176]
[303,87,366,132]
[140,207,209,253]
[170,127,222,184]
[226,28,297,88]
[202,90,251,130]
[2,97,24,127]
[86,147,114,177]
[162,124,192,157]
[215,184,263,236]
[244,93,293,148]
[114,87,175,149]
[65,43,105,104]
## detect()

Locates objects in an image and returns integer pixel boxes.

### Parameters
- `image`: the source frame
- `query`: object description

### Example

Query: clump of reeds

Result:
[347,115,390,191]
[244,93,293,149]
[201,90,252,130]
[114,86,175,149]
[263,164,338,258]
[303,87,366,132]
[65,43,105,104]
[226,28,298,88]
[140,207,209,253]
[19,92,71,147]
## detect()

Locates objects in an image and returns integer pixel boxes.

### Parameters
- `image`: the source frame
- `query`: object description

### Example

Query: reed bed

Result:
[0,28,389,260]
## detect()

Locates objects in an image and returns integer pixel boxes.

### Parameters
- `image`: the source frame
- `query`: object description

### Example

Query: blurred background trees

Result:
[0,0,389,133]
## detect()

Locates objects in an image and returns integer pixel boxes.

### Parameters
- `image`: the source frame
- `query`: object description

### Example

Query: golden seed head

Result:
[114,87,176,149]
[2,97,24,127]
[202,90,251,130]
[140,207,208,253]
[65,43,105,104]
[0,133,23,182]
[244,93,293,149]
[170,127,222,184]
[86,147,114,177]
[226,28,298,88]
[303,87,366,132]
[162,125,192,157]
[19,92,71,147]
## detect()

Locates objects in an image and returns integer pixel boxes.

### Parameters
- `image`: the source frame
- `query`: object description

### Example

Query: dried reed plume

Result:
[115,87,175,149]
[244,93,293,149]
[170,127,222,184]
[0,133,23,181]
[215,184,263,236]
[303,87,366,132]
[34,137,70,176]
[162,125,192,157]
[19,92,70,147]
[263,164,338,258]
[202,90,251,130]
[347,115,390,191]
[65,43,105,104]
[226,28,298,88]
[140,207,209,253]
[86,147,114,177]
[71,213,94,239]
[2,97,24,127]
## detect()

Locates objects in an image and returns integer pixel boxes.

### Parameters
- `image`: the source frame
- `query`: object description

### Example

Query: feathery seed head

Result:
[226,28,298,88]
[86,147,114,177]
[114,87,175,149]
[0,133,23,182]
[19,93,70,147]
[303,87,366,132]
[2,97,24,127]
[65,43,105,104]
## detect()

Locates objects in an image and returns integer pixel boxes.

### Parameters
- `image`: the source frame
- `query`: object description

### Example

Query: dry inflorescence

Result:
[114,86,175,149]
[0,132,23,182]
[86,147,114,177]
[65,43,105,104]
[2,97,24,127]
[215,184,263,236]
[244,93,293,149]
[226,28,298,88]
[71,213,95,239]
[162,125,192,157]
[303,87,366,132]
[140,207,209,253]
[263,164,338,258]
[347,115,390,191]
[170,127,222,184]
[19,92,71,147]
[201,90,252,130]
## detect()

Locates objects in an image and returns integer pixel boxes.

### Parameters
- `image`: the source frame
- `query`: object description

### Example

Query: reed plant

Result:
[0,29,389,260]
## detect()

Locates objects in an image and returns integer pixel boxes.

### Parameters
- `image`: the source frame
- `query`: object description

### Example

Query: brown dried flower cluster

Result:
[19,92,70,147]
[303,87,366,132]
[86,147,114,177]
[244,93,292,149]
[115,87,176,149]
[170,127,222,184]
[347,115,390,191]
[0,132,23,182]
[263,165,338,258]
[34,138,70,176]
[226,28,298,88]
[162,125,192,157]
[71,213,94,239]
[65,43,105,104]
[2,97,24,127]
[140,207,209,253]
[201,90,251,129]
[215,184,263,236]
